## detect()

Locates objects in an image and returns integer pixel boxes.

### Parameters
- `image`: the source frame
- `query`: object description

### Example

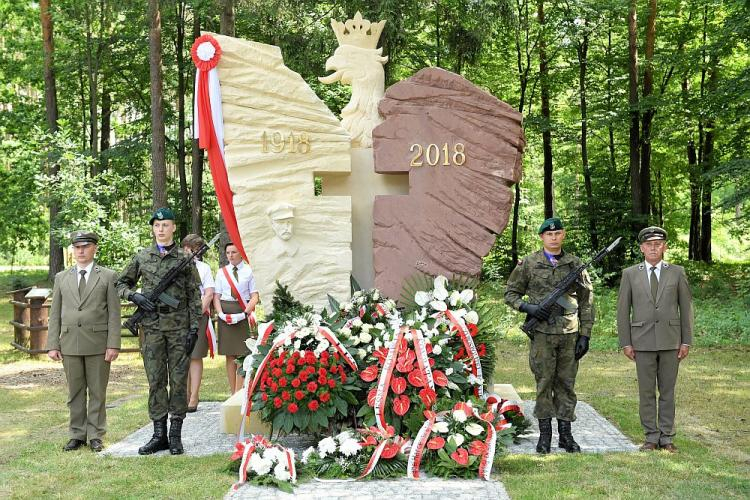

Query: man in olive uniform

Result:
[505,217,594,454]
[47,231,121,452]
[617,226,693,453]
[116,208,202,455]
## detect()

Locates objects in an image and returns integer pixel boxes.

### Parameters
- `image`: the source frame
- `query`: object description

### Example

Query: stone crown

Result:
[331,11,386,49]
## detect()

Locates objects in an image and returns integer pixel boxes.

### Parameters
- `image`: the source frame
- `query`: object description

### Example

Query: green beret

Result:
[70,230,99,245]
[538,217,564,234]
[638,226,667,243]
[149,207,175,225]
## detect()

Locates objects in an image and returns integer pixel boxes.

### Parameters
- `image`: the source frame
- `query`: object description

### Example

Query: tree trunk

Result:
[100,87,111,172]
[628,0,642,222]
[435,0,441,68]
[149,0,167,209]
[687,138,701,260]
[175,0,189,239]
[85,4,99,172]
[190,7,203,234]
[606,18,616,172]
[577,28,597,249]
[538,0,553,218]
[700,58,718,263]
[639,0,657,217]
[40,0,64,279]
[220,0,235,36]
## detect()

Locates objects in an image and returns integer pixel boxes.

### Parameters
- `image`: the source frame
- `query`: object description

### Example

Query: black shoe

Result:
[169,417,184,455]
[89,438,104,452]
[558,419,581,453]
[63,439,86,451]
[536,418,552,454]
[138,417,169,455]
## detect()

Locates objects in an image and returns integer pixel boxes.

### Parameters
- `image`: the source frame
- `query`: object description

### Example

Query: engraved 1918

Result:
[409,143,466,167]
[261,131,311,154]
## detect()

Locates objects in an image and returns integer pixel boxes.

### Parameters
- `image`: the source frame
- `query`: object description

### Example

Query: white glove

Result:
[219,311,246,325]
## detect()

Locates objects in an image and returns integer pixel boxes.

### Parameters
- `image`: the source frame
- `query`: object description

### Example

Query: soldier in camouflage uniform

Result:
[505,217,594,454]
[116,208,202,455]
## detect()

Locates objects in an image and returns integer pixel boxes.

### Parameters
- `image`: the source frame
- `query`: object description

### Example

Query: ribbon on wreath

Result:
[411,328,435,391]
[444,309,483,397]
[318,326,358,371]
[373,328,404,431]
[191,34,248,263]
[406,413,437,479]
[205,311,217,358]
[472,406,497,480]
[232,436,296,490]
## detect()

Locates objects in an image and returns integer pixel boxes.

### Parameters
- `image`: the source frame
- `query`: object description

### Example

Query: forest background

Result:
[1,0,748,285]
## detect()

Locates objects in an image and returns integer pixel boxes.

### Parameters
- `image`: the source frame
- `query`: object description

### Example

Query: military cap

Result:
[149,207,175,225]
[70,230,99,246]
[638,226,667,243]
[266,202,295,221]
[538,217,564,234]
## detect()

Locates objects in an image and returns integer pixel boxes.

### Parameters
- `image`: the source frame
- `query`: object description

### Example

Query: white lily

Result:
[460,289,474,304]
[449,290,461,306]
[429,300,448,312]
[452,409,468,423]
[465,422,485,436]
[415,291,431,306]
[448,433,465,447]
[433,276,449,301]
[432,421,449,433]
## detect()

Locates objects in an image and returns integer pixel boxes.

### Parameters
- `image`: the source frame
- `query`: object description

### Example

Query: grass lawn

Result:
[0,270,748,498]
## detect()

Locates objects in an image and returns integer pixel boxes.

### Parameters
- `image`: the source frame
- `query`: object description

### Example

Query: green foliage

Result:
[271,281,313,324]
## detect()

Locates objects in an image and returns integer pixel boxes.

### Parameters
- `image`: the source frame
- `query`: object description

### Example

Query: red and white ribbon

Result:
[406,414,437,479]
[473,407,497,480]
[411,329,435,391]
[374,328,405,431]
[319,326,358,371]
[285,448,297,483]
[205,312,217,358]
[192,34,249,263]
[357,440,389,479]
[233,442,256,490]
[258,321,275,345]
[444,310,483,397]
[375,303,387,317]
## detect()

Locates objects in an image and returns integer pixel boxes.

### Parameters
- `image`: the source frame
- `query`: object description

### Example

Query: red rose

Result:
[468,440,487,456]
[426,436,445,450]
[381,442,401,459]
[308,400,319,411]
[278,378,287,387]
[391,376,407,395]
[269,382,278,393]
[291,378,301,388]
[318,367,327,378]
[432,370,449,387]
[468,323,478,337]
[328,379,336,389]
[367,389,377,407]
[333,352,340,360]
[299,371,309,382]
[339,372,347,384]
[450,448,469,465]
[287,403,299,414]
[285,364,296,375]
[393,394,410,416]
[281,390,290,401]
[319,392,331,403]
[318,376,328,386]
[305,352,316,365]
[306,381,318,393]
[272,367,282,378]
[297,357,306,366]
[360,365,379,382]
[261,393,268,402]
[407,369,425,387]
[292,351,300,359]
[294,390,305,401]
[279,350,287,360]
[273,397,282,408]
[419,387,437,408]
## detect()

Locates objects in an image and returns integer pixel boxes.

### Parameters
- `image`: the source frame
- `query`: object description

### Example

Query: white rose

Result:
[415,291,431,306]
[448,433,465,447]
[339,438,362,457]
[273,462,291,482]
[375,322,385,330]
[340,326,352,336]
[350,336,361,346]
[360,331,372,343]
[293,339,301,351]
[358,348,367,359]
[352,318,363,328]
[464,310,479,325]
[452,409,468,423]
[466,422,485,436]
[432,344,442,355]
[317,437,337,458]
[432,421,449,433]
[263,447,283,462]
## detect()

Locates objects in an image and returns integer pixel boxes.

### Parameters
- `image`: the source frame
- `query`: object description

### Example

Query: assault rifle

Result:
[124,233,221,335]
[521,237,622,339]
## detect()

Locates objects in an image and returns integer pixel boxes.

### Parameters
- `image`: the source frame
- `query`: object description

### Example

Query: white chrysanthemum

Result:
[249,453,273,476]
[263,446,283,462]
[350,335,361,346]
[372,291,380,300]
[335,430,353,443]
[361,324,372,333]
[466,422,485,436]
[388,315,403,331]
[343,302,353,312]
[464,310,479,325]
[432,421,449,433]
[353,290,364,298]
[432,344,442,355]
[339,438,362,457]
[467,374,484,385]
[301,446,315,464]
[448,433,465,447]
[405,319,415,327]
[340,326,352,336]
[317,437,337,458]
[415,291,431,306]
[273,461,291,482]
[452,409,468,423]
[439,338,450,346]
[295,317,307,328]
[293,339,301,351]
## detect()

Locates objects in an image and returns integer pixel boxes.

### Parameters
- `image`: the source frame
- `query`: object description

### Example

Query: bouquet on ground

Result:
[229,434,297,493]
[300,427,408,480]
[331,289,399,364]
[248,313,360,434]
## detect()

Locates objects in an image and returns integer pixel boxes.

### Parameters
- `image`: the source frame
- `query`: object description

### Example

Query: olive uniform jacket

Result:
[616,262,693,351]
[47,264,121,355]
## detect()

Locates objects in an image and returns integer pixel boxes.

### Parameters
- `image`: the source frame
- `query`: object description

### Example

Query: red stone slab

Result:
[372,67,525,300]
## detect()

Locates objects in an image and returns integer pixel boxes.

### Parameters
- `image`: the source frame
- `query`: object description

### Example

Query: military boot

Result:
[536,418,552,454]
[558,419,581,453]
[168,417,184,455]
[138,417,169,455]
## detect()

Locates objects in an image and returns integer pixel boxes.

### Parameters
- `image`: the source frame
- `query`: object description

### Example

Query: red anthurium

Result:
[398,336,408,354]
[453,401,473,415]
[367,389,377,407]
[432,370,449,387]
[419,387,437,407]
[381,441,401,459]
[423,409,437,420]
[468,440,487,456]
[391,376,407,394]
[450,448,469,465]
[393,394,411,416]
[426,436,445,450]
[407,369,425,387]
[360,365,379,382]
[479,411,495,422]
[373,348,389,365]
[359,435,378,447]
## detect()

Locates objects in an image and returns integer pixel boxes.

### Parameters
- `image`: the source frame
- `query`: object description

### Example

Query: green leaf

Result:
[334,397,348,416]
[277,480,294,494]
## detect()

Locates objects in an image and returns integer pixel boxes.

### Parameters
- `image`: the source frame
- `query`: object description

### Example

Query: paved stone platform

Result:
[507,401,638,454]
[226,477,510,500]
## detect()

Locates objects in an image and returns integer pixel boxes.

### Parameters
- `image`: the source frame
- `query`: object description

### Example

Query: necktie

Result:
[650,266,658,301]
[79,270,87,298]
[232,266,240,301]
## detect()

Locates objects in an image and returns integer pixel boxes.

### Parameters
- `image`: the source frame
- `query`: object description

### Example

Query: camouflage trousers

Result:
[529,332,579,421]
[142,328,189,420]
